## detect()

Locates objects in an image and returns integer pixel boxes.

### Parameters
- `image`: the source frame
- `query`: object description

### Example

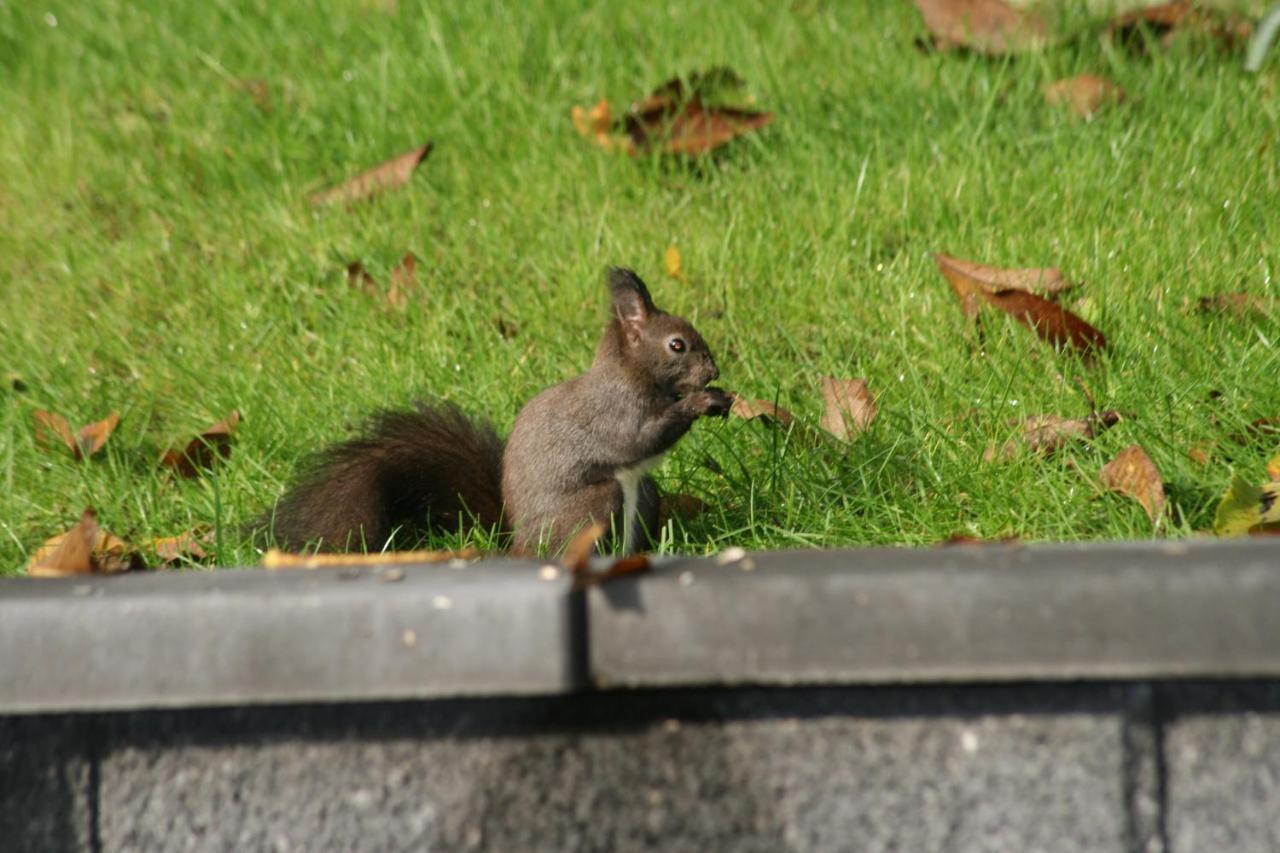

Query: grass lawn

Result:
[2,1,1279,572]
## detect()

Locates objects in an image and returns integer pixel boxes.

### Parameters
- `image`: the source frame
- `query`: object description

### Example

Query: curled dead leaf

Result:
[935,253,1106,357]
[160,411,241,478]
[1044,75,1124,118]
[1099,444,1166,524]
[26,508,145,577]
[310,141,433,207]
[983,410,1122,462]
[730,397,795,428]
[150,528,212,565]
[577,69,773,158]
[819,377,878,440]
[912,0,1047,54]
[33,410,120,460]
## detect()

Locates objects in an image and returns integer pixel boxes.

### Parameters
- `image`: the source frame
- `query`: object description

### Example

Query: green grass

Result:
[2,0,1279,572]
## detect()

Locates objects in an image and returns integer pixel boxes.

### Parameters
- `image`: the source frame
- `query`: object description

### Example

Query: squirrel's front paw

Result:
[694,387,733,418]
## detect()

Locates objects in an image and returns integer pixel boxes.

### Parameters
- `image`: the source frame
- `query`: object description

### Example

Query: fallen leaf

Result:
[657,494,711,529]
[150,528,211,565]
[934,253,1074,308]
[912,0,1047,54]
[935,253,1106,357]
[560,520,607,575]
[1044,75,1124,118]
[665,245,684,280]
[310,141,433,206]
[1187,445,1211,465]
[571,98,614,150]
[984,410,1122,461]
[594,554,651,585]
[1213,475,1280,536]
[1108,1,1252,51]
[730,397,796,428]
[819,377,877,440]
[388,252,417,310]
[1099,444,1166,523]
[262,547,478,569]
[26,508,145,577]
[160,411,241,477]
[630,101,773,156]
[576,70,773,157]
[33,410,120,460]
[1269,454,1280,483]
[1194,294,1280,318]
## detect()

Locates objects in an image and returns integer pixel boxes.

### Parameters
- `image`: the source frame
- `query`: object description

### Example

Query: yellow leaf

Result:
[1214,476,1280,536]
[664,245,683,280]
[1268,454,1280,483]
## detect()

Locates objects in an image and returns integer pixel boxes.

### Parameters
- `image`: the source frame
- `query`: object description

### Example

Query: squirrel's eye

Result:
[668,338,686,353]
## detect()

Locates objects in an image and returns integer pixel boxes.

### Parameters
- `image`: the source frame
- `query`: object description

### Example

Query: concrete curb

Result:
[0,559,580,714]
[2,538,1279,713]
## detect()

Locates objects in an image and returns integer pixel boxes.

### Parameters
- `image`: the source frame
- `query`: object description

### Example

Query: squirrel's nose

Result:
[708,363,720,382]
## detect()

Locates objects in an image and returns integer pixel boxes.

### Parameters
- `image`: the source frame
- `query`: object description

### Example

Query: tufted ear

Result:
[607,267,657,328]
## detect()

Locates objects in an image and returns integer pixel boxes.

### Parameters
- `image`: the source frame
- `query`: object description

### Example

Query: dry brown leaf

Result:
[1195,294,1280,319]
[819,377,877,440]
[1100,444,1166,523]
[33,410,120,460]
[935,253,1106,357]
[983,411,1122,461]
[571,98,611,137]
[1044,75,1125,118]
[26,508,144,577]
[632,101,773,156]
[310,141,433,207]
[160,411,241,478]
[570,554,651,589]
[560,520,607,575]
[730,397,796,428]
[665,245,684,280]
[1108,2,1252,51]
[388,252,417,310]
[934,253,1074,303]
[576,70,772,157]
[262,547,478,570]
[150,528,211,565]
[912,0,1047,54]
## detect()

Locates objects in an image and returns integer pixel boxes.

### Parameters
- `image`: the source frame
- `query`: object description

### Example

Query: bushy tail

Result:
[259,402,505,552]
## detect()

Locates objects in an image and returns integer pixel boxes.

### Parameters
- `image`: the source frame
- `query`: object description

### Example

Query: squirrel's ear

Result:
[607,267,656,326]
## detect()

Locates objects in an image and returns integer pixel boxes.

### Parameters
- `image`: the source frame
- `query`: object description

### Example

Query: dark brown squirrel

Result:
[261,267,730,555]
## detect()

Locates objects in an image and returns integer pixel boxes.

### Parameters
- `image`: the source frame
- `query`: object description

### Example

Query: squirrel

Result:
[260,266,731,555]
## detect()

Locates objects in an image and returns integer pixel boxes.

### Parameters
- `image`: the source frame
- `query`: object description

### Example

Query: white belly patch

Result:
[615,454,666,553]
